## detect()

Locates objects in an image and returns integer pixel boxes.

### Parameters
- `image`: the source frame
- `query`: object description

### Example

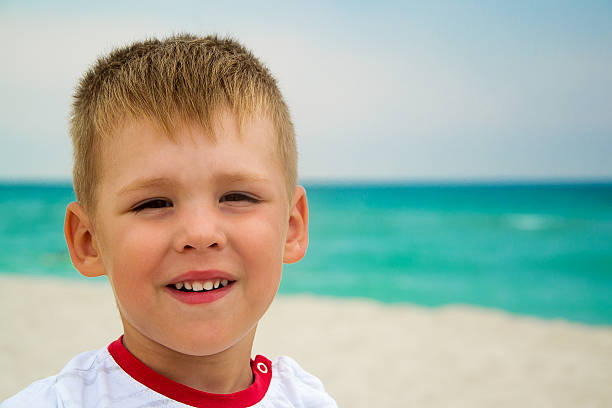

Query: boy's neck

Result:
[121,324,256,394]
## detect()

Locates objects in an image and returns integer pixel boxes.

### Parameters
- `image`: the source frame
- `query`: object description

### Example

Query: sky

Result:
[1,0,611,183]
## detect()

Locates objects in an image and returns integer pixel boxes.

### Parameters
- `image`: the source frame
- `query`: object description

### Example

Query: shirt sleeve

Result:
[1,377,63,408]
[272,356,338,408]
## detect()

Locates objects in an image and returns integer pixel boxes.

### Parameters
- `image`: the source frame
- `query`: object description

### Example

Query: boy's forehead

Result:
[107,109,276,147]
[97,110,281,180]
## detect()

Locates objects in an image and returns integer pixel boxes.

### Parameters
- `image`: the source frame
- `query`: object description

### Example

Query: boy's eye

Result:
[132,199,173,212]
[220,192,260,204]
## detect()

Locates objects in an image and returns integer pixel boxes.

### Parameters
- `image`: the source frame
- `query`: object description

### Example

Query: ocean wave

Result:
[504,214,553,231]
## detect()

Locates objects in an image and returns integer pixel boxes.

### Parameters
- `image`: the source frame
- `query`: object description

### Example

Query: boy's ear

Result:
[64,202,106,277]
[283,185,309,264]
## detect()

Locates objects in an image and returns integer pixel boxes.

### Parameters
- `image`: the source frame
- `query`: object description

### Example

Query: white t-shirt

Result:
[2,337,337,408]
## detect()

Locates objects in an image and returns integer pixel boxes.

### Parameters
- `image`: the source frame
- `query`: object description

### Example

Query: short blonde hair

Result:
[70,34,296,213]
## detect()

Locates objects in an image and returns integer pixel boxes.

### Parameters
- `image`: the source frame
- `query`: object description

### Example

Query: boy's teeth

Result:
[173,279,232,291]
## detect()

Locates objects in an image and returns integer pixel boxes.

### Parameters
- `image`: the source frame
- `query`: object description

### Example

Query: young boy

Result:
[3,35,337,407]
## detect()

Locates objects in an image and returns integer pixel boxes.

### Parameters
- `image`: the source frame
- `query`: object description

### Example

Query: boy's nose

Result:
[172,207,227,252]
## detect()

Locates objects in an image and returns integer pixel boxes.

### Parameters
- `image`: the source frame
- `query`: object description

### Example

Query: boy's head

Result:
[70,34,297,215]
[64,35,308,360]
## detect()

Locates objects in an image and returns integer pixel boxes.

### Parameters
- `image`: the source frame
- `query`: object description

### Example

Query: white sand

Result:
[1,275,611,407]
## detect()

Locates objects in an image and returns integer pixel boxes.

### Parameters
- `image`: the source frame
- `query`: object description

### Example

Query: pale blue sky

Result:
[1,1,611,182]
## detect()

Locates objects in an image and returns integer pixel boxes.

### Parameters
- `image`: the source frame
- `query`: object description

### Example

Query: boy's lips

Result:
[165,270,236,305]
[168,270,236,285]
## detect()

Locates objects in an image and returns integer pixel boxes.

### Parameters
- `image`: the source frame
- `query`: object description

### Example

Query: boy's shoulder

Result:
[263,355,337,407]
[0,346,115,408]
[0,344,168,408]
[2,343,336,408]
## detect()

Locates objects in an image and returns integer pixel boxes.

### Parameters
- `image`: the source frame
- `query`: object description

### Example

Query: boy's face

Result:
[80,110,306,357]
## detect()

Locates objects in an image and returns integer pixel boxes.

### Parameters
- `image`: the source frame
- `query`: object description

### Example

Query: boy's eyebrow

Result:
[117,177,175,196]
[117,173,270,196]
[217,172,270,184]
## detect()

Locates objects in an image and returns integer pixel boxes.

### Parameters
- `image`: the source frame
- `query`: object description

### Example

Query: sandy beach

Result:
[1,275,611,407]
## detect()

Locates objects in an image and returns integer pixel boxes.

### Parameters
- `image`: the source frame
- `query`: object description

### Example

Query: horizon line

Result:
[1,177,611,188]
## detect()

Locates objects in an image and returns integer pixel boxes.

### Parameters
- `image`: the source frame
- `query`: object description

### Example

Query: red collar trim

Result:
[107,336,272,408]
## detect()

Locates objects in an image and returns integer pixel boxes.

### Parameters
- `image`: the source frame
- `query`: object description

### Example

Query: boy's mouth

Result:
[167,279,233,293]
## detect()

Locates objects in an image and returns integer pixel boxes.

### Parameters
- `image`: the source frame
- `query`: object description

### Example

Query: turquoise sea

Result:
[1,182,611,325]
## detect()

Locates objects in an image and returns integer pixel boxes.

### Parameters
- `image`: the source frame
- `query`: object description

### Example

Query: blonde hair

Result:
[70,34,296,213]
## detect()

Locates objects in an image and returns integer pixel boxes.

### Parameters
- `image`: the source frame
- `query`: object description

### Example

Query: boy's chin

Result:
[122,320,258,359]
